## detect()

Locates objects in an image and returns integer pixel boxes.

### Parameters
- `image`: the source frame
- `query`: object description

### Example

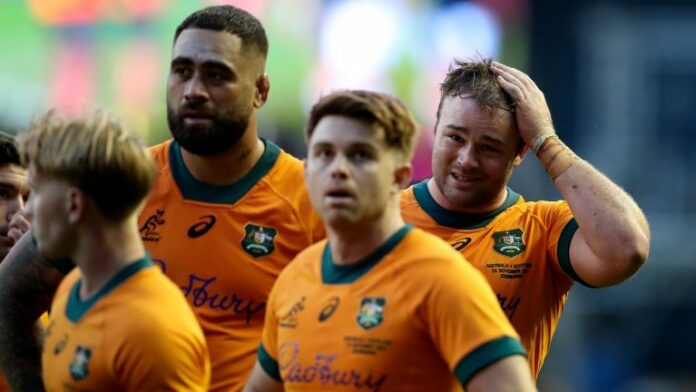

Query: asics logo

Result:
[188,215,217,238]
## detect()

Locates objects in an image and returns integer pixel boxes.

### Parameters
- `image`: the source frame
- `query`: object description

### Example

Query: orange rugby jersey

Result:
[259,226,525,391]
[42,257,210,391]
[401,181,580,380]
[140,139,324,392]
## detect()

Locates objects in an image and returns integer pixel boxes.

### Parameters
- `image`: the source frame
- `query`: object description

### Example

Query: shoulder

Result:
[276,240,326,283]
[398,229,489,285]
[263,148,307,197]
[147,139,172,163]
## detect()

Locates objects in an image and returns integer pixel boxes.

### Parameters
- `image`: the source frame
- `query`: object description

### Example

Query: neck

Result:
[327,200,405,266]
[427,178,508,214]
[181,117,265,185]
[73,215,146,299]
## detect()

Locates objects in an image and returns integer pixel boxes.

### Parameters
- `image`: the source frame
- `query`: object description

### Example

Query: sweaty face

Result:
[431,96,525,213]
[0,164,28,259]
[166,28,264,156]
[305,116,403,230]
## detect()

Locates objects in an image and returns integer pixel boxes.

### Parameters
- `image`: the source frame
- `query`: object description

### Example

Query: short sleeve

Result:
[421,258,526,386]
[537,201,587,284]
[258,278,282,381]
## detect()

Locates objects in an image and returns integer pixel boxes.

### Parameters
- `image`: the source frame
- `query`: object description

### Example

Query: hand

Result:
[7,212,31,245]
[490,61,556,148]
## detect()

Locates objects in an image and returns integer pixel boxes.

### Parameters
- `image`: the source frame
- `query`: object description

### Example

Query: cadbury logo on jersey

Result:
[140,209,165,242]
[492,228,526,257]
[242,223,278,258]
[188,215,217,238]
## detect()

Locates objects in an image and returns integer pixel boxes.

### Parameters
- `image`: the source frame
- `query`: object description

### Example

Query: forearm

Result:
[0,232,65,391]
[538,137,650,267]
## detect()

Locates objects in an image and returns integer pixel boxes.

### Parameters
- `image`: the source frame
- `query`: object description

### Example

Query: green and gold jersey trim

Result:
[455,336,526,387]
[258,344,281,382]
[322,225,413,285]
[412,180,520,229]
[557,218,594,287]
[169,138,281,204]
[65,256,154,323]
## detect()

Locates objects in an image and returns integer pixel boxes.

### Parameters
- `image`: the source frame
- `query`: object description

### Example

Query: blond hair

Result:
[18,110,158,222]
[306,90,419,163]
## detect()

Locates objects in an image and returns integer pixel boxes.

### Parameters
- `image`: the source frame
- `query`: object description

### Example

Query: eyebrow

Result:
[311,141,378,151]
[171,57,235,72]
[444,124,505,145]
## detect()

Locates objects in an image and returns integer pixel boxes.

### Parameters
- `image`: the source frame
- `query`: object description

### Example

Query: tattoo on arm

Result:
[0,231,67,391]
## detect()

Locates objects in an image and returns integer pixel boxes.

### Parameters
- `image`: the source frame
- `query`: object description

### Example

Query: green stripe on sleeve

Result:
[258,344,281,381]
[556,219,595,287]
[455,336,526,387]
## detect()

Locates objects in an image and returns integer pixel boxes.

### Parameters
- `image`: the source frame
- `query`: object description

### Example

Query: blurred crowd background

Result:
[1,0,694,390]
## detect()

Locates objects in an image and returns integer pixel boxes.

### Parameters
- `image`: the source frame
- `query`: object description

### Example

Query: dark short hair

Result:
[436,58,516,123]
[174,5,268,58]
[306,90,419,162]
[0,131,21,167]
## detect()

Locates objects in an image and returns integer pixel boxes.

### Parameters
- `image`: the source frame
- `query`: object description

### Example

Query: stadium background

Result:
[0,0,694,390]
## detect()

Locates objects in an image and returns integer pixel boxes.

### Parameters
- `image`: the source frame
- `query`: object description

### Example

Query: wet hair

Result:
[436,58,516,123]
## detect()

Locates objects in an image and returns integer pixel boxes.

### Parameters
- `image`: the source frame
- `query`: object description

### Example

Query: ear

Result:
[66,187,86,224]
[253,73,270,109]
[512,145,528,168]
[393,163,413,192]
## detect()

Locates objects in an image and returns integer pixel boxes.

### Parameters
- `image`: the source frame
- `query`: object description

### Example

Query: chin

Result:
[324,214,359,231]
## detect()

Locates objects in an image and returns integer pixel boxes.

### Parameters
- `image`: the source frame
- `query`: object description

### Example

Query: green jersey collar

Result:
[412,180,520,229]
[322,225,413,284]
[66,256,154,323]
[170,138,281,204]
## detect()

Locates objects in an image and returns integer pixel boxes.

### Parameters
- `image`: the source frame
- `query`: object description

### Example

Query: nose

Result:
[456,144,479,168]
[330,154,349,180]
[4,196,24,223]
[183,74,209,104]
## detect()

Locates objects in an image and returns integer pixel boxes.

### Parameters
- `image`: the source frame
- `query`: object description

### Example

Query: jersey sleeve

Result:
[258,277,282,381]
[111,319,210,391]
[420,257,526,387]
[537,200,586,285]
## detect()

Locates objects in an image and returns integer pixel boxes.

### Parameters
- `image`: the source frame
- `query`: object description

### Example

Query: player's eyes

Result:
[447,134,464,143]
[172,67,192,79]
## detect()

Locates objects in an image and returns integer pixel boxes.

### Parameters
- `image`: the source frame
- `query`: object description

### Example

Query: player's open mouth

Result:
[325,189,355,204]
[450,172,481,184]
